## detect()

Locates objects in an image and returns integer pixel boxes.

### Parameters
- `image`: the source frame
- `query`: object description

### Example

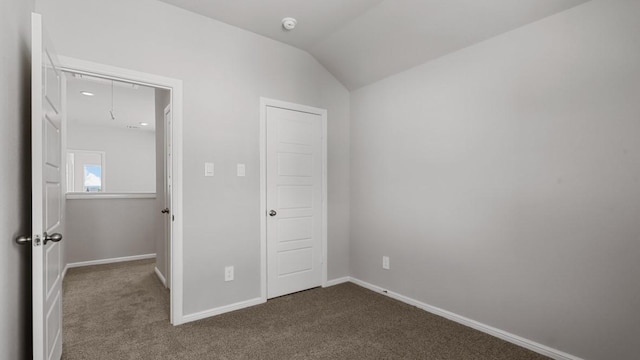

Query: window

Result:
[83,164,102,192]
[67,150,106,193]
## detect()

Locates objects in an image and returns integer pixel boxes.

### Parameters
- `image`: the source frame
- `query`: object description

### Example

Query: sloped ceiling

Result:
[156,0,590,90]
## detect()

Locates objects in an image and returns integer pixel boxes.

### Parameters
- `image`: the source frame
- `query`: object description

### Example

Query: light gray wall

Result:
[65,199,157,264]
[36,0,351,315]
[65,87,158,266]
[349,1,640,359]
[0,0,34,358]
[67,124,156,192]
[155,89,170,280]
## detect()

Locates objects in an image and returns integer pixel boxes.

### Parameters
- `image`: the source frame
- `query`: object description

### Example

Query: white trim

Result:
[31,14,45,360]
[323,276,350,287]
[66,193,156,200]
[154,267,167,288]
[259,99,267,301]
[58,56,179,90]
[61,265,68,283]
[65,253,156,269]
[259,97,328,302]
[321,106,328,288]
[163,103,172,291]
[60,64,68,293]
[348,277,582,360]
[182,297,265,323]
[58,56,185,326]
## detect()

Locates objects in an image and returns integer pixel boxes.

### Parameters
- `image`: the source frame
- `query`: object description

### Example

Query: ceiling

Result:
[157,0,589,90]
[66,73,157,131]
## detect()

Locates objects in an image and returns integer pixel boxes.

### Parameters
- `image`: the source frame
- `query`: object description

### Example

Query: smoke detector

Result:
[282,17,297,31]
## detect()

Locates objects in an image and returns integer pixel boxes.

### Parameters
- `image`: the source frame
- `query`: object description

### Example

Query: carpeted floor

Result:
[62,259,549,359]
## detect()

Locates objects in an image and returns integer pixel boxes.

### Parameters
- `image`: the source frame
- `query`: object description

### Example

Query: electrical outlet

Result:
[382,256,390,270]
[224,266,234,281]
[237,163,246,177]
[204,162,214,177]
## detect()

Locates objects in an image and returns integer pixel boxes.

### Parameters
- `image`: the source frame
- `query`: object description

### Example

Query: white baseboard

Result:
[65,253,156,269]
[179,277,350,325]
[58,255,580,360]
[181,297,265,324]
[348,277,582,360]
[154,267,167,288]
[323,276,350,287]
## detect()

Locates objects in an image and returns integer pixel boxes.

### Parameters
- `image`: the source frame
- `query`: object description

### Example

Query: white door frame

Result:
[259,97,328,301]
[163,104,172,290]
[57,56,186,325]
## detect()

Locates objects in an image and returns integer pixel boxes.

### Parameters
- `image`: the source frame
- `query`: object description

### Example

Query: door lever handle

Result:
[161,208,170,214]
[269,210,277,217]
[43,232,63,245]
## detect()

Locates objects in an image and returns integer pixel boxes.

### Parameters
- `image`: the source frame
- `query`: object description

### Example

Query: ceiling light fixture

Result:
[80,91,95,96]
[139,122,149,126]
[282,17,297,31]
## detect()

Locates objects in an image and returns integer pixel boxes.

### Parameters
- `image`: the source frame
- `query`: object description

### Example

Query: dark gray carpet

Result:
[62,259,549,359]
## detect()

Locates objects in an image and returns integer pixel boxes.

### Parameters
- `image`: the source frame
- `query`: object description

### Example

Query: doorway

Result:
[57,57,184,325]
[259,98,328,300]
[63,71,167,275]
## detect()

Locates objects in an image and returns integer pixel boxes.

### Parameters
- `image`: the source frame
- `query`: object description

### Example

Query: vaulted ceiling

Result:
[156,0,590,90]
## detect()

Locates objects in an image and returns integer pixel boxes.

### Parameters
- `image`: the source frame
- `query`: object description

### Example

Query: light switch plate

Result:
[205,162,214,177]
[237,163,246,177]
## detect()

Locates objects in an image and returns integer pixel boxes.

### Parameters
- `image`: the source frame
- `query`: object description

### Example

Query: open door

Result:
[29,12,65,360]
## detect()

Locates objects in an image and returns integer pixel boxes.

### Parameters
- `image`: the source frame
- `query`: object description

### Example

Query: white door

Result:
[266,105,323,299]
[32,13,65,360]
[164,104,172,290]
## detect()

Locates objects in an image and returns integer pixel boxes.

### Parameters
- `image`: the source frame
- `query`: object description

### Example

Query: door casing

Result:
[163,104,172,290]
[259,97,328,301]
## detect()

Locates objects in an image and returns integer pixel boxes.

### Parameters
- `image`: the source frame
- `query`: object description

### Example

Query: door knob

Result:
[269,210,277,217]
[161,208,170,214]
[15,235,31,245]
[43,232,63,245]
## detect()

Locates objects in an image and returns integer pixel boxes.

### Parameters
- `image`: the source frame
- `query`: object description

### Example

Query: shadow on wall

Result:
[18,29,33,359]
